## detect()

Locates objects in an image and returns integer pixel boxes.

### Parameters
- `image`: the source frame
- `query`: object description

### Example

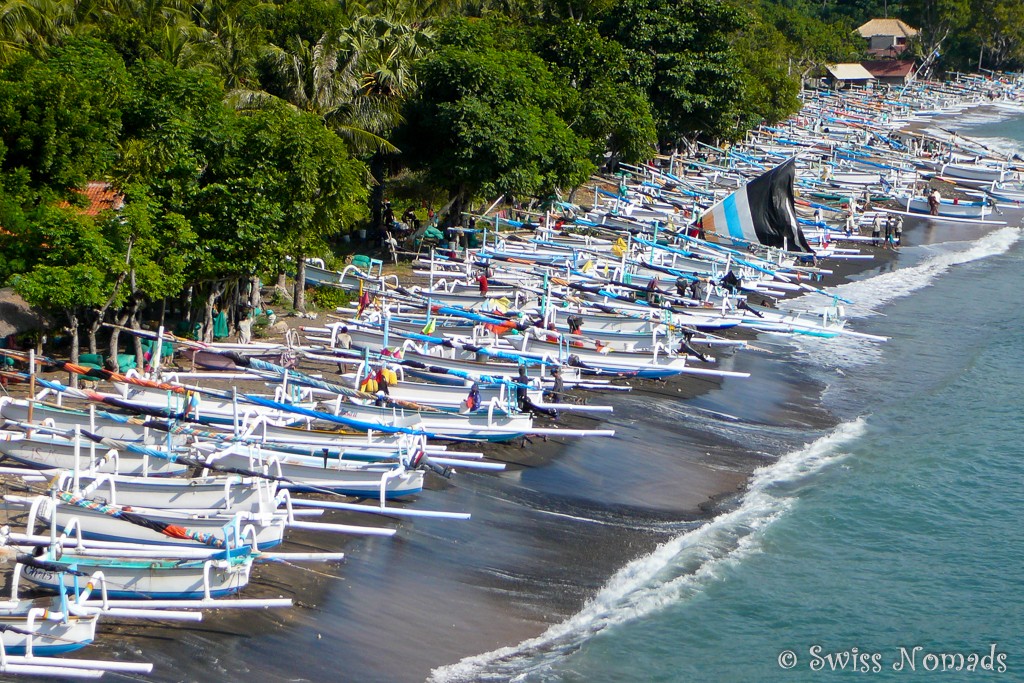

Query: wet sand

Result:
[0,247,897,683]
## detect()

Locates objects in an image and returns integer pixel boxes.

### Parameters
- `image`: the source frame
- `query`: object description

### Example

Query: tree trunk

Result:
[108,310,130,371]
[202,281,225,343]
[248,275,262,309]
[87,310,99,355]
[293,257,306,312]
[448,189,466,230]
[130,300,145,374]
[68,309,80,389]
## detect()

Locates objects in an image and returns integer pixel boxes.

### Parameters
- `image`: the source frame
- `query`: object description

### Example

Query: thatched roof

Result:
[0,288,53,337]
[856,18,919,39]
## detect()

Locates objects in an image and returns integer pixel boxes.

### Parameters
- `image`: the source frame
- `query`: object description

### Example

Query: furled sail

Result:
[699,158,813,253]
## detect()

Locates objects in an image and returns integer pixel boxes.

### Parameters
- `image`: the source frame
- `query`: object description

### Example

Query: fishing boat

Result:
[326,399,536,442]
[0,432,189,477]
[0,597,100,657]
[19,548,255,600]
[939,161,1005,183]
[18,492,288,550]
[904,194,992,218]
[201,442,426,497]
[54,470,269,513]
[0,397,180,443]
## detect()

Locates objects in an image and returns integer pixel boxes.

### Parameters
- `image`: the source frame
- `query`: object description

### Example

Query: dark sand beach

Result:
[0,244,899,682]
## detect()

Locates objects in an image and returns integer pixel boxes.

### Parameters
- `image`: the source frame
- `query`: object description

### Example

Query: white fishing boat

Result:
[21,493,288,550]
[0,432,189,477]
[201,442,426,497]
[0,397,178,443]
[985,179,1024,202]
[904,195,992,218]
[326,399,536,442]
[0,598,99,657]
[55,471,269,512]
[939,161,1005,183]
[19,548,255,600]
[103,383,316,427]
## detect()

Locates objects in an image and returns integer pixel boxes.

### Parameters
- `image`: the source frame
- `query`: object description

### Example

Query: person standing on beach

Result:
[894,216,904,247]
[516,365,530,411]
[548,366,564,403]
[872,214,882,246]
[884,215,893,248]
[238,306,254,344]
[928,189,941,215]
[335,326,352,350]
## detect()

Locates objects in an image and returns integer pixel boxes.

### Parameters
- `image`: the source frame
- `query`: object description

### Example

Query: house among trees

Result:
[825,63,876,89]
[861,60,917,86]
[857,18,919,58]
[57,182,125,216]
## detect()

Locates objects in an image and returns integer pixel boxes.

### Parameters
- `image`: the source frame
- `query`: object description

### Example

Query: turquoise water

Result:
[433,114,1024,681]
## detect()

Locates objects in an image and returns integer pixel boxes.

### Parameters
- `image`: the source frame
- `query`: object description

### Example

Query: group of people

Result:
[871,213,903,249]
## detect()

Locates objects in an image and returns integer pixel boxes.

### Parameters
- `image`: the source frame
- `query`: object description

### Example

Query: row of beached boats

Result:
[0,70,1022,677]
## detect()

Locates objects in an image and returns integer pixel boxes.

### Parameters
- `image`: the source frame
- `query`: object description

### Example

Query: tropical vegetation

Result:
[0,0,1015,360]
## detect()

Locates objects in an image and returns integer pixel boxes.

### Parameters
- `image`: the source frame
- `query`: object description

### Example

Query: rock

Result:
[268,321,291,335]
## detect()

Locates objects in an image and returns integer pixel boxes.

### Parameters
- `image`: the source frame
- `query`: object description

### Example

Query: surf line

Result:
[429,418,868,683]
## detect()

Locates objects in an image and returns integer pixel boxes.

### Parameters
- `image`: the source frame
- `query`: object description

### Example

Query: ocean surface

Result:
[431,112,1024,681]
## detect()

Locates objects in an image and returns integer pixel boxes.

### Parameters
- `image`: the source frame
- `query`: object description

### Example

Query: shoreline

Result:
[3,99,985,681]
[0,248,899,682]
[0,242,900,683]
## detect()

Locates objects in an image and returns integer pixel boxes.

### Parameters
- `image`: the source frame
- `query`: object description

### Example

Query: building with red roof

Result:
[861,60,917,86]
[57,181,125,217]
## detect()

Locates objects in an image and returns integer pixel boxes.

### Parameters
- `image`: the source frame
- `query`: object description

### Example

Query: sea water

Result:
[433,113,1024,681]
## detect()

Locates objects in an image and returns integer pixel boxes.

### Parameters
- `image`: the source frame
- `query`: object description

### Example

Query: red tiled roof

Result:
[862,60,916,78]
[57,181,125,217]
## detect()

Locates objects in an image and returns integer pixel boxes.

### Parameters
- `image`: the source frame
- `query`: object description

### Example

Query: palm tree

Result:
[188,0,268,88]
[0,0,103,64]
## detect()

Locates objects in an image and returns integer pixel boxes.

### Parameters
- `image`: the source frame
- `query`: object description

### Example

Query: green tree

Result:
[971,0,1024,69]
[901,0,970,69]
[0,40,129,190]
[116,59,238,339]
[398,21,594,225]
[0,40,130,365]
[0,0,106,65]
[100,183,197,367]
[731,19,802,131]
[531,20,657,168]
[601,0,750,146]
[757,3,864,85]
[11,206,123,373]
[230,105,368,312]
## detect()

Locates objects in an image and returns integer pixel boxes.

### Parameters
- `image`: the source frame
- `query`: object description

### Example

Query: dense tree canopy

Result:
[397,18,595,213]
[1,0,1009,351]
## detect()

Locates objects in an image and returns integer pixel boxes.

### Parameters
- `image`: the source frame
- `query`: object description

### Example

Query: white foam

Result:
[788,227,1021,369]
[836,226,1019,315]
[968,135,1024,158]
[429,419,867,683]
[929,103,1023,130]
